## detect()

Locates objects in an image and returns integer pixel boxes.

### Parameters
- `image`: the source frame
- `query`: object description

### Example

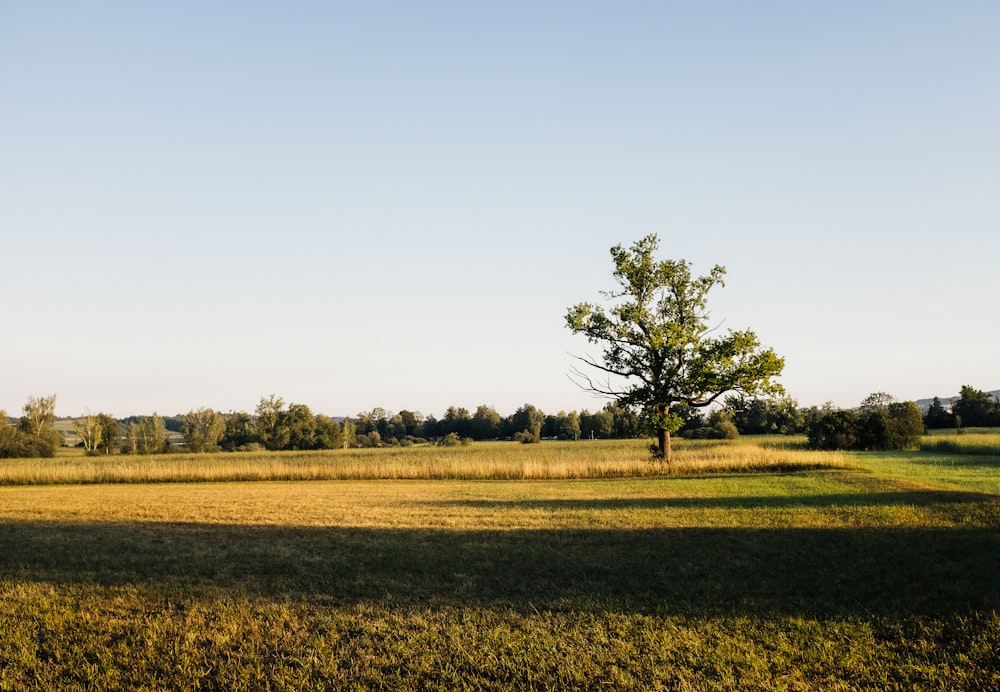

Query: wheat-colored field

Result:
[3,436,853,485]
[1,436,998,689]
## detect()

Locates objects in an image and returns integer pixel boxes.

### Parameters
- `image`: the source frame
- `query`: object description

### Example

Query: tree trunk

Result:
[657,428,672,462]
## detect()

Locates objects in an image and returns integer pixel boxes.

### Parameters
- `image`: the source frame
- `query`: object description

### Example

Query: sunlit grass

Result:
[920,432,1000,457]
[2,437,999,688]
[2,437,853,485]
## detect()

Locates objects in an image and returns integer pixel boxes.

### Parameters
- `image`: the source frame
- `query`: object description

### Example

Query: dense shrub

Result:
[513,430,541,444]
[807,400,924,451]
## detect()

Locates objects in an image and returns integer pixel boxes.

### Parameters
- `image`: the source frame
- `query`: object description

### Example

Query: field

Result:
[1,437,999,689]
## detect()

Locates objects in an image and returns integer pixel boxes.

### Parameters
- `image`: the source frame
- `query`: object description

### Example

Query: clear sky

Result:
[2,1,998,419]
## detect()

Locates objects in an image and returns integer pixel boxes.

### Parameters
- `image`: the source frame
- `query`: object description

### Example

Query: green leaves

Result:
[566,235,785,458]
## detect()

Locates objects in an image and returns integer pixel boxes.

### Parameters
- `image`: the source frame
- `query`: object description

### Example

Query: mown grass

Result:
[1,438,999,689]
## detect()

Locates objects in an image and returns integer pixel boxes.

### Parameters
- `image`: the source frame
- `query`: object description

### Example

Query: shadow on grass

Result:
[428,488,996,511]
[2,519,998,618]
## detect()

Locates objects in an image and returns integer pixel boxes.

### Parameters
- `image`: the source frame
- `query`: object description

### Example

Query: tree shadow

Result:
[427,488,995,511]
[2,519,998,618]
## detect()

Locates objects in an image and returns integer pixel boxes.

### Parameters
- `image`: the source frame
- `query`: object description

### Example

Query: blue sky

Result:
[2,1,998,418]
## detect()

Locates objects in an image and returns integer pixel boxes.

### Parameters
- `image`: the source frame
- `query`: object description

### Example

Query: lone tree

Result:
[565,234,785,461]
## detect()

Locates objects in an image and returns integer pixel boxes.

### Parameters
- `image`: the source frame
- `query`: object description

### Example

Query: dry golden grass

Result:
[2,437,999,689]
[3,437,852,485]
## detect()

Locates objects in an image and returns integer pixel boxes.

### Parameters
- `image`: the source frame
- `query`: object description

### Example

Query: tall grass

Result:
[2,438,999,689]
[1,438,852,485]
[920,433,1000,457]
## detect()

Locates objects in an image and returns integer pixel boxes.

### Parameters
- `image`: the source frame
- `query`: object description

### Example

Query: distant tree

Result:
[561,411,582,441]
[441,406,473,439]
[397,410,424,438]
[386,414,407,441]
[566,235,784,460]
[19,394,57,437]
[952,386,1000,428]
[884,402,925,450]
[605,402,642,439]
[73,410,104,453]
[221,411,256,451]
[422,414,441,439]
[341,418,356,448]
[285,403,317,450]
[18,394,61,454]
[471,405,502,440]
[707,410,739,440]
[0,409,56,458]
[923,396,952,429]
[255,395,290,451]
[124,413,167,454]
[507,403,544,441]
[314,414,345,450]
[580,409,614,439]
[807,395,923,451]
[96,414,121,455]
[74,410,120,454]
[180,408,226,452]
[807,409,860,451]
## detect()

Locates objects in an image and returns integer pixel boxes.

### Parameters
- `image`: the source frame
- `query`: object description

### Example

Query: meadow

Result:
[1,436,998,689]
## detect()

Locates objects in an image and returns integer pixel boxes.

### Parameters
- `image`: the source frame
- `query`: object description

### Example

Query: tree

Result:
[561,411,582,440]
[124,413,167,454]
[397,410,424,438]
[285,403,317,450]
[952,386,1000,428]
[19,394,57,437]
[566,235,785,461]
[807,395,924,451]
[255,395,290,451]
[507,403,544,442]
[314,414,345,449]
[18,394,61,454]
[924,396,952,429]
[221,411,256,450]
[471,405,502,441]
[580,409,614,439]
[341,418,356,448]
[441,406,473,439]
[73,410,104,453]
[0,409,57,458]
[180,408,226,452]
[96,414,121,455]
[807,409,859,450]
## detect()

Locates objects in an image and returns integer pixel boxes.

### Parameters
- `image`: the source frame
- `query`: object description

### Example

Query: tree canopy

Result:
[565,234,785,460]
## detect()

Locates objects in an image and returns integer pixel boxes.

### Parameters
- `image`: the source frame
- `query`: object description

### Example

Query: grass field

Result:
[1,437,999,689]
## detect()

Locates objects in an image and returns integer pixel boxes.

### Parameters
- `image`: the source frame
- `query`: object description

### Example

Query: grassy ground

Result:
[1,438,999,689]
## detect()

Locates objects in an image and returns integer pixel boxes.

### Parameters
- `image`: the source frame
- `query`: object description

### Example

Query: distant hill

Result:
[915,390,1000,412]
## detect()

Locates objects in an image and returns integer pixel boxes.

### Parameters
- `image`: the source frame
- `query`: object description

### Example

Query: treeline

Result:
[2,385,997,458]
[923,385,1000,429]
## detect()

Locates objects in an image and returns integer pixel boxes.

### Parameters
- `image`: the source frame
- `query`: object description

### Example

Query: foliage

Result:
[807,395,925,451]
[807,408,860,451]
[436,432,472,447]
[0,396,61,458]
[123,414,167,454]
[952,385,1000,428]
[255,395,290,451]
[924,396,953,429]
[566,234,784,460]
[724,395,805,434]
[221,411,256,451]
[0,412,56,458]
[180,408,226,453]
[73,411,104,453]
